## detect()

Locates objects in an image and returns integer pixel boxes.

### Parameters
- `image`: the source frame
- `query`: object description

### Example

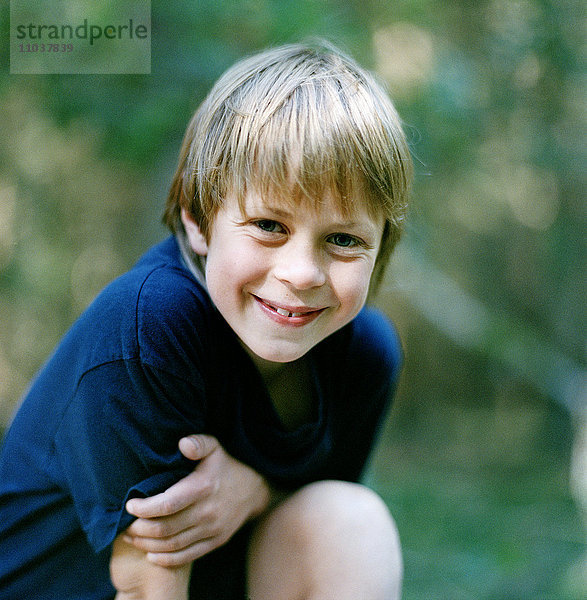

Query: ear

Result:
[181,208,208,256]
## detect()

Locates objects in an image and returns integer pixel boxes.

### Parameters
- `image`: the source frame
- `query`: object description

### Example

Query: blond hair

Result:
[164,41,412,288]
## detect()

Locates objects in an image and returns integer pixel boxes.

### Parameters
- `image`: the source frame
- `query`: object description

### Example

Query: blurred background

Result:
[1,1,585,598]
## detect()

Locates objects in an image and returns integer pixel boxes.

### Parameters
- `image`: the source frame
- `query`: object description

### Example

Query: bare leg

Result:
[247,481,402,600]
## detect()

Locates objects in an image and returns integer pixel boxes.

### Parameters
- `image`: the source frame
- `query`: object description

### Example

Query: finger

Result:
[126,491,190,519]
[126,494,213,538]
[124,524,210,553]
[126,517,175,539]
[178,434,220,461]
[146,536,226,567]
[126,471,210,518]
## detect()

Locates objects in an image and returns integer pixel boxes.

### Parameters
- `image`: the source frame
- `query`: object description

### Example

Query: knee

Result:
[287,481,400,550]
[248,481,402,599]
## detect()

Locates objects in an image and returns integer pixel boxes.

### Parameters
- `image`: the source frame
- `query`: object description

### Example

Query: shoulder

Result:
[78,238,198,322]
[345,306,403,377]
[314,306,403,400]
[83,237,191,314]
[69,237,213,371]
[130,240,216,373]
[136,261,208,324]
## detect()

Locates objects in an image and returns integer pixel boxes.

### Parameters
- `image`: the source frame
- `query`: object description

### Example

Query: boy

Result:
[0,42,411,599]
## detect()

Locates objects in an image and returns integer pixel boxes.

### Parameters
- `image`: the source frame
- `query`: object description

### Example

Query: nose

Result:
[273,240,327,290]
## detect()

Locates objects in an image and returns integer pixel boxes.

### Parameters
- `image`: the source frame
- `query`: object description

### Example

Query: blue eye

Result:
[255,220,283,233]
[328,233,359,247]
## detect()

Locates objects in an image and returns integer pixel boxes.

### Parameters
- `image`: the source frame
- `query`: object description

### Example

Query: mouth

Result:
[252,295,326,323]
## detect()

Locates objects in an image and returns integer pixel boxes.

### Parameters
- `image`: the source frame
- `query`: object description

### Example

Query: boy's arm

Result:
[110,532,191,600]
[124,435,277,566]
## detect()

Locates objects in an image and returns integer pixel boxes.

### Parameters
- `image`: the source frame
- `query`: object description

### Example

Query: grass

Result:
[366,398,586,600]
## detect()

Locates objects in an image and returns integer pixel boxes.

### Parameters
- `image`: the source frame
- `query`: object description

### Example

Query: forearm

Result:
[111,533,191,600]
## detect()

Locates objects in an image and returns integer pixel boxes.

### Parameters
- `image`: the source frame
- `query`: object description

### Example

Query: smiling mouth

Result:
[253,296,325,319]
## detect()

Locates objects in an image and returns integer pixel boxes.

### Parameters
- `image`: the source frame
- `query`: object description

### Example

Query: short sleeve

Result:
[54,359,206,553]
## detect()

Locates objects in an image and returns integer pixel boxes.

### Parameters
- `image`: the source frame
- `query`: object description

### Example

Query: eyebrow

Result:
[255,205,292,218]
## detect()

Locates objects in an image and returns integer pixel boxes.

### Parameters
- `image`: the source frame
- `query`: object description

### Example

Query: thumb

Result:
[178,434,220,461]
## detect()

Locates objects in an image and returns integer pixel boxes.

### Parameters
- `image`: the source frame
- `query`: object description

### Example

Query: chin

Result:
[246,340,311,365]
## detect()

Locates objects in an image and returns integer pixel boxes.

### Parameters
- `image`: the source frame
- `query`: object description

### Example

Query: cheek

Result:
[205,241,267,298]
[330,262,374,312]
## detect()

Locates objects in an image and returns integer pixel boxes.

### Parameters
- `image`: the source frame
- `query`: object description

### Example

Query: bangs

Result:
[227,73,373,219]
[200,46,409,226]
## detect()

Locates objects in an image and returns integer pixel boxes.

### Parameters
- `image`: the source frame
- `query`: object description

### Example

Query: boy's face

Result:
[183,191,384,365]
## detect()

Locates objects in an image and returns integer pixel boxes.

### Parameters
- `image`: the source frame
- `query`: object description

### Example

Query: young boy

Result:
[0,42,411,599]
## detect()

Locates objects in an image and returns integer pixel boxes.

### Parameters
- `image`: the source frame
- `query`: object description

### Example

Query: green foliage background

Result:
[0,1,585,598]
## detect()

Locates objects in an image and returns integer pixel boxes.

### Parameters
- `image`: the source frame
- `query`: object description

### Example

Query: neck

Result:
[240,343,315,430]
[241,344,288,382]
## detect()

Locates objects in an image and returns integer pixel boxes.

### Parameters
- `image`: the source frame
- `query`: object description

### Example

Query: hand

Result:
[124,435,271,567]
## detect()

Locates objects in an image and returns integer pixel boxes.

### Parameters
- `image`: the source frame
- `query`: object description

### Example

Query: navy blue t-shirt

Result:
[0,236,402,599]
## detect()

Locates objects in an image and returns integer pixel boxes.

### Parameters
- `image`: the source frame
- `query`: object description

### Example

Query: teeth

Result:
[274,307,305,318]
